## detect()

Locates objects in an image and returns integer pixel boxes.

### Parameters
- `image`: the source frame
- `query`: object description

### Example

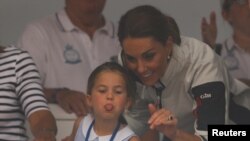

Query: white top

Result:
[220,36,250,80]
[121,36,236,141]
[0,46,49,140]
[17,9,121,92]
[74,114,137,141]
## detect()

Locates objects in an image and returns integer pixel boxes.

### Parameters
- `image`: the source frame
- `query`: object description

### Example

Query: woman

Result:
[117,5,233,141]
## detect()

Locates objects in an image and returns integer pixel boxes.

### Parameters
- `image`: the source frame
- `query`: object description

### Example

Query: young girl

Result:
[63,62,140,141]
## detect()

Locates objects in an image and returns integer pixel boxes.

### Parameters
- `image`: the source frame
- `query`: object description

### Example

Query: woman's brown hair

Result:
[118,5,181,47]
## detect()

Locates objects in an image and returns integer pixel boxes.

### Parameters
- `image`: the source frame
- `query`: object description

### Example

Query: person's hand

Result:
[147,104,178,140]
[201,11,217,48]
[29,110,57,141]
[33,134,56,141]
[32,128,56,141]
[61,135,74,141]
[56,89,89,117]
[238,78,250,87]
[61,117,83,141]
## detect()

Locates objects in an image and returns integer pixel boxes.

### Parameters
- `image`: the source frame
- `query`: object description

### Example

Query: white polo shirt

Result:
[17,9,121,92]
[74,114,137,141]
[220,36,250,80]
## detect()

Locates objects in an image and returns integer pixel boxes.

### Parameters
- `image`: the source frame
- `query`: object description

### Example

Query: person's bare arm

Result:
[140,129,159,141]
[28,110,57,141]
[238,78,250,87]
[61,117,83,141]
[44,88,89,117]
[148,104,202,141]
[129,136,141,141]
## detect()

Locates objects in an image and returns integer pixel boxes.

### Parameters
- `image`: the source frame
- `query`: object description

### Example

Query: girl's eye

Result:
[115,90,123,94]
[98,86,107,93]
[114,87,124,95]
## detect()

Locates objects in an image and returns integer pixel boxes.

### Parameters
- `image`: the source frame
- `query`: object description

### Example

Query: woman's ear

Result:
[166,36,174,46]
[165,36,174,55]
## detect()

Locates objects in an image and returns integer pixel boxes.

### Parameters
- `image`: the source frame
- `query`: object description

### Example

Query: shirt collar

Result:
[56,9,75,32]
[225,36,239,51]
[159,43,180,88]
[56,9,115,38]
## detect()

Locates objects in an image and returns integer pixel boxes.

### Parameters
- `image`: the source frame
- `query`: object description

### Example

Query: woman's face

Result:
[122,37,173,86]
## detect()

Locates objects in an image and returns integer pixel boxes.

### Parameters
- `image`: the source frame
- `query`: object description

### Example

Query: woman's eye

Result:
[144,53,155,61]
[126,55,136,63]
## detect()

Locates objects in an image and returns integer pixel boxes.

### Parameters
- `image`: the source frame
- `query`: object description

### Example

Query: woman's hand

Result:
[147,103,178,140]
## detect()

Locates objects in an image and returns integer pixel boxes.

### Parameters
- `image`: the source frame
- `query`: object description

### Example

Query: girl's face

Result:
[88,71,130,120]
[122,37,173,86]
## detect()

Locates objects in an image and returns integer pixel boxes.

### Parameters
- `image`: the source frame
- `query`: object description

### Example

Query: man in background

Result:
[17,0,120,139]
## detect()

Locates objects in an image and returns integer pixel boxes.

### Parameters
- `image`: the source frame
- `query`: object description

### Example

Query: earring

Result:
[167,55,171,60]
[167,51,172,62]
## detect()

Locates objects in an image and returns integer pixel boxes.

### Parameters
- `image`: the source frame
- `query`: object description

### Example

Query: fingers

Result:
[201,11,216,33]
[61,136,73,141]
[148,103,157,115]
[70,98,88,117]
[33,137,56,141]
[148,108,176,130]
[57,90,89,117]
[56,93,73,114]
[202,11,216,26]
[201,11,218,48]
[69,102,83,116]
[201,17,208,37]
[57,99,73,114]
[210,11,216,25]
[201,17,208,27]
